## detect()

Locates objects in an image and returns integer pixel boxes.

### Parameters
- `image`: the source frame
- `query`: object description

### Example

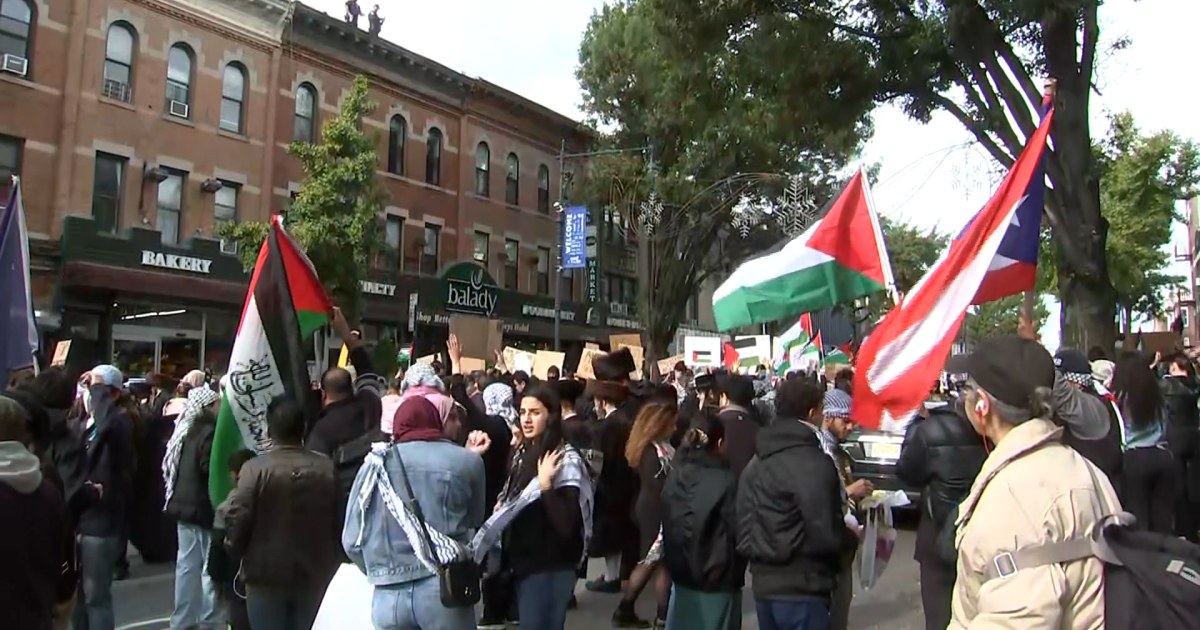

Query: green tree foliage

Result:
[669,0,1116,349]
[964,295,1050,343]
[219,75,385,320]
[576,0,877,362]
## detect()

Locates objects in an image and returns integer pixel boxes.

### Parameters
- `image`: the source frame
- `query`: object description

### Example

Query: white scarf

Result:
[352,442,593,573]
[162,387,219,506]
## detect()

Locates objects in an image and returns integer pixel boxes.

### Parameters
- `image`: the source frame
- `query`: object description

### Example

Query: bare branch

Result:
[1079,1,1099,111]
[981,51,1037,140]
[995,38,1043,110]
[930,93,1016,166]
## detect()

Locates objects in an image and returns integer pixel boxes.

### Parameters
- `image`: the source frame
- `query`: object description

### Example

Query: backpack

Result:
[333,429,388,505]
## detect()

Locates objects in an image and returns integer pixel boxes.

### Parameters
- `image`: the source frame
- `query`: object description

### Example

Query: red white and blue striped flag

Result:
[852,101,1055,431]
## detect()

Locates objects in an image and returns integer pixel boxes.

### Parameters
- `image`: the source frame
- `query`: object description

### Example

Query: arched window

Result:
[537,164,550,213]
[101,22,135,102]
[164,44,193,118]
[505,153,519,205]
[0,0,33,70]
[387,115,406,175]
[220,63,246,133]
[425,127,442,186]
[293,83,316,142]
[474,142,490,197]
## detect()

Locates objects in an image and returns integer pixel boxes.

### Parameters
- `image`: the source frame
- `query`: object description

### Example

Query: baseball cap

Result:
[1053,348,1091,377]
[90,365,124,389]
[966,336,1055,408]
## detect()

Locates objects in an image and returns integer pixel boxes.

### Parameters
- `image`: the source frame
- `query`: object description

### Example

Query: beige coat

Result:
[949,418,1121,629]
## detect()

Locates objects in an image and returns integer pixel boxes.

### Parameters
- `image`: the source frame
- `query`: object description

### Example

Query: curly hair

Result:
[625,401,677,467]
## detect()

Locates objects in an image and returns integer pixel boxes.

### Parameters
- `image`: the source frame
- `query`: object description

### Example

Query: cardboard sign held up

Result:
[627,345,645,381]
[51,340,72,367]
[585,342,600,351]
[610,333,642,350]
[503,346,536,374]
[657,354,685,375]
[460,357,487,373]
[450,315,503,362]
[577,347,605,380]
[532,351,565,380]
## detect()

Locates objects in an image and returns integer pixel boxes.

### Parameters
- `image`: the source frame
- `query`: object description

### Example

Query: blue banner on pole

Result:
[562,205,587,269]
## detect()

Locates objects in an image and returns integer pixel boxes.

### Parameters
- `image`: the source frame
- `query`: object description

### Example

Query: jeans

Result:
[245,586,324,630]
[516,569,577,630]
[371,576,476,630]
[1123,446,1177,535]
[73,535,121,630]
[172,522,224,629]
[756,597,830,630]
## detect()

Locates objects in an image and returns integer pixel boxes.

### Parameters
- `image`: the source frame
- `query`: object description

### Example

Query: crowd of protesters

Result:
[5,302,1200,630]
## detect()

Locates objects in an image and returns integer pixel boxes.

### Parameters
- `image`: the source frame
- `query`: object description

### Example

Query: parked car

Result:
[840,401,952,508]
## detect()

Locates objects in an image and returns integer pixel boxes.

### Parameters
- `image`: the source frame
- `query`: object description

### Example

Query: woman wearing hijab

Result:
[387,363,445,434]
[162,386,224,629]
[339,397,489,630]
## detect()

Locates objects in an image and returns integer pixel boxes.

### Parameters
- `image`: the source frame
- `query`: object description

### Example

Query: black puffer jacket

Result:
[164,411,216,528]
[1163,376,1199,460]
[662,450,745,592]
[895,403,986,565]
[736,419,853,599]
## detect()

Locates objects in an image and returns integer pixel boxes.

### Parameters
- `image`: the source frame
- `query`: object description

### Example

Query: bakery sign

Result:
[441,262,499,318]
[140,250,212,274]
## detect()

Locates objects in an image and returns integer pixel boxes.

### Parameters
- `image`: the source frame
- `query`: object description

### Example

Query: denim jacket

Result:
[342,439,486,585]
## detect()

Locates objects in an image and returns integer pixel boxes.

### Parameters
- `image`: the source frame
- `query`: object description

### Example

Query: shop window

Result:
[536,246,550,295]
[421,223,440,274]
[387,115,406,175]
[425,128,442,186]
[505,153,519,205]
[504,239,518,289]
[214,183,238,253]
[102,22,135,102]
[0,134,21,207]
[91,152,125,234]
[537,164,550,213]
[0,0,33,74]
[165,44,193,119]
[156,168,185,245]
[472,230,489,264]
[294,83,317,142]
[474,142,489,196]
[220,63,246,134]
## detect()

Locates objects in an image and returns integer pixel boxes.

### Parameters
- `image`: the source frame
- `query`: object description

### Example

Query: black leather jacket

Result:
[1163,376,1199,430]
[896,404,986,530]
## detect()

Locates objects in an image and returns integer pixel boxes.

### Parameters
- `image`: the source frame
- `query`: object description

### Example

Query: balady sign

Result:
[442,262,499,318]
[140,250,213,274]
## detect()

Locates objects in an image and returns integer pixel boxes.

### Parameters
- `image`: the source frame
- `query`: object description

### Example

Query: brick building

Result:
[0,0,662,377]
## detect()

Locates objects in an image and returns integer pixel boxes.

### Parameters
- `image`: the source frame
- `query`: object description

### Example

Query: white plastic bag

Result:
[312,563,374,629]
[857,490,908,589]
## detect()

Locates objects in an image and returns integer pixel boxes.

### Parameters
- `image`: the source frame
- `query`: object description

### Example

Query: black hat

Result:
[554,378,585,405]
[1053,348,1090,376]
[593,348,636,382]
[694,373,715,391]
[966,335,1055,408]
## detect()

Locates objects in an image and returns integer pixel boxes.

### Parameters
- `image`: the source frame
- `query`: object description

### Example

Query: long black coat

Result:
[588,405,637,556]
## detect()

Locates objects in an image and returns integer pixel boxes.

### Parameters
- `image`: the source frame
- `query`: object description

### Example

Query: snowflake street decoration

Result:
[639,192,663,236]
[731,200,762,238]
[773,175,816,236]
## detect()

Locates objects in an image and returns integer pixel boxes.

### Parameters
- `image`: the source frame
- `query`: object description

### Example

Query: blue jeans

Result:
[172,522,224,629]
[73,535,120,630]
[756,597,830,630]
[516,568,576,630]
[371,576,476,630]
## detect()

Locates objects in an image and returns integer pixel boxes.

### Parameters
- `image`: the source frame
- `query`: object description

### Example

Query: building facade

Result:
[0,0,655,378]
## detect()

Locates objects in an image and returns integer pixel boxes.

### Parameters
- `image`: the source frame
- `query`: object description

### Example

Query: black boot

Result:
[612,601,651,629]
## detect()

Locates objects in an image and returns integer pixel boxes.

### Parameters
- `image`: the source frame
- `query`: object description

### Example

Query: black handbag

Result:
[392,446,482,608]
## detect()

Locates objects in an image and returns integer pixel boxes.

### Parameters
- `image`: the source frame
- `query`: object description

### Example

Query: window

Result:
[0,0,32,66]
[421,224,440,274]
[536,246,550,295]
[220,63,246,134]
[156,169,185,245]
[474,142,489,196]
[214,183,238,253]
[425,128,442,186]
[623,277,638,304]
[537,164,550,214]
[102,23,134,102]
[505,153,519,205]
[293,83,317,142]
[387,116,406,175]
[472,231,489,263]
[165,44,193,118]
[378,215,402,270]
[90,153,125,233]
[0,134,22,206]
[504,239,518,290]
[686,293,699,322]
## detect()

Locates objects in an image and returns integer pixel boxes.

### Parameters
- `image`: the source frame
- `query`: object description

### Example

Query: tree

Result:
[219,75,385,320]
[576,0,878,364]
[964,295,1050,343]
[652,0,1122,350]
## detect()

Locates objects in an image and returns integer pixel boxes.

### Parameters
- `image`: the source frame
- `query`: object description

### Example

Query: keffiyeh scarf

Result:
[401,364,444,393]
[162,386,220,505]
[484,383,518,428]
[351,442,593,573]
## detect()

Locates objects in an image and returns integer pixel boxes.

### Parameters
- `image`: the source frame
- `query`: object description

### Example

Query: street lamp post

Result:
[553,142,653,351]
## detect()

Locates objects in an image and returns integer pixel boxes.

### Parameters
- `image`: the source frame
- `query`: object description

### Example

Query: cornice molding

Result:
[136,0,284,52]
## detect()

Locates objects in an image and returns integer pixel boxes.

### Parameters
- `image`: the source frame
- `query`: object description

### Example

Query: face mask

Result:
[81,387,93,415]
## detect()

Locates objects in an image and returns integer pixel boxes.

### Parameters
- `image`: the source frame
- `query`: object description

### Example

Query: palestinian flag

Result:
[823,343,853,367]
[773,314,813,375]
[209,216,332,506]
[713,170,894,331]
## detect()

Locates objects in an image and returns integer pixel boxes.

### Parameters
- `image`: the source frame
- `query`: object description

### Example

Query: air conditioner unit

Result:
[168,100,189,118]
[1,54,28,77]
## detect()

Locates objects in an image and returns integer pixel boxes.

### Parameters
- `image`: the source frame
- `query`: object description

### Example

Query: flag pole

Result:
[1023,77,1056,326]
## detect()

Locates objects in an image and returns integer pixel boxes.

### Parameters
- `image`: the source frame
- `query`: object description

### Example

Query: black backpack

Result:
[333,428,388,506]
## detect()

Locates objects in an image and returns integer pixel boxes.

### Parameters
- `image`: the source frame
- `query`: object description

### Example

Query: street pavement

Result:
[113,512,925,630]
